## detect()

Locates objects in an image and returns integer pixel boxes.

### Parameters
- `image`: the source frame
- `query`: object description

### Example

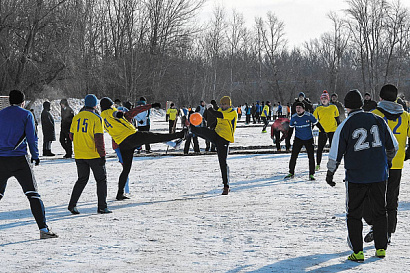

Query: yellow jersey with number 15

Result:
[70,110,104,159]
[100,107,137,145]
[215,108,238,143]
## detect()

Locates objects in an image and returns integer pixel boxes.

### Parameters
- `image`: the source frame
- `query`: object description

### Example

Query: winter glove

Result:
[405,148,410,161]
[151,102,161,109]
[31,158,40,166]
[99,156,106,166]
[138,120,144,124]
[326,170,336,187]
[115,111,124,119]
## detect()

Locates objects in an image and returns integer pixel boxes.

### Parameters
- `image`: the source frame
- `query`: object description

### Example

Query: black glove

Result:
[99,156,106,166]
[405,149,410,161]
[116,111,124,118]
[138,120,144,124]
[326,170,336,187]
[31,158,40,166]
[151,102,161,109]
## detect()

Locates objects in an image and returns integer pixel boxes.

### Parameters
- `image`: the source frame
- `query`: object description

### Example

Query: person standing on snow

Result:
[134,97,152,154]
[261,101,271,133]
[68,94,111,215]
[166,103,179,133]
[188,96,237,195]
[100,97,186,200]
[270,117,290,151]
[330,93,346,122]
[326,89,398,262]
[60,99,74,158]
[41,101,56,156]
[0,90,58,239]
[285,102,325,181]
[313,90,340,171]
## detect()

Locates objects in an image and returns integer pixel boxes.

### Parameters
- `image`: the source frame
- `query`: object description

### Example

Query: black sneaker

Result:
[63,154,72,159]
[97,208,112,214]
[222,187,230,195]
[364,229,374,243]
[40,229,59,239]
[68,206,80,215]
[116,194,130,201]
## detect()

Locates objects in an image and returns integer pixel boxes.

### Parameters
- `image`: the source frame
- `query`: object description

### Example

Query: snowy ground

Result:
[1,105,410,272]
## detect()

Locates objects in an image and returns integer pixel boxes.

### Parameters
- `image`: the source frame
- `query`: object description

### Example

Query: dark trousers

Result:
[289,137,315,175]
[184,133,199,154]
[261,117,269,131]
[117,131,182,196]
[43,140,52,152]
[169,120,177,133]
[363,169,402,235]
[274,130,291,150]
[246,114,251,124]
[69,158,108,210]
[191,126,230,187]
[137,125,151,151]
[316,132,334,165]
[59,131,72,156]
[346,181,388,253]
[0,156,48,229]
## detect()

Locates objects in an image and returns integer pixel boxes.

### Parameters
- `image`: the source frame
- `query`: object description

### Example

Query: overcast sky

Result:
[198,0,410,48]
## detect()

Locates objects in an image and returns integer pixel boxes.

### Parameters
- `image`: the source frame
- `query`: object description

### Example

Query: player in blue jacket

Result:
[285,102,325,180]
[326,89,398,262]
[0,90,58,239]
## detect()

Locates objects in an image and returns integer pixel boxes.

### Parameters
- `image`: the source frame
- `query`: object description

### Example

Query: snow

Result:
[1,100,410,272]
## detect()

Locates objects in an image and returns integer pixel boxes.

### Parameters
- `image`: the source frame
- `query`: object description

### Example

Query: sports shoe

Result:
[347,251,364,262]
[68,206,80,215]
[222,187,230,195]
[63,154,72,159]
[116,194,130,201]
[40,229,59,239]
[261,130,267,133]
[284,173,294,179]
[309,174,316,181]
[375,249,386,258]
[364,229,373,243]
[174,139,183,149]
[315,165,320,171]
[97,208,112,214]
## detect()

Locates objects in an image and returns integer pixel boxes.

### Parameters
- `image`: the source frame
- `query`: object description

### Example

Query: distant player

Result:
[270,117,290,151]
[285,102,324,181]
[326,90,398,262]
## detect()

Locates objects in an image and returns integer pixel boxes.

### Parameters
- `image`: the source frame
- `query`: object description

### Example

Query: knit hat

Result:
[364,92,371,97]
[380,84,398,102]
[331,93,338,98]
[100,97,113,110]
[344,90,363,109]
[220,96,231,106]
[9,90,25,104]
[295,102,305,109]
[85,94,98,108]
[320,90,330,100]
[139,96,147,102]
[298,92,305,98]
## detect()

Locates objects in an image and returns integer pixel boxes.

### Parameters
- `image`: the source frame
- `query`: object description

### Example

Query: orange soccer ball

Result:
[189,112,203,126]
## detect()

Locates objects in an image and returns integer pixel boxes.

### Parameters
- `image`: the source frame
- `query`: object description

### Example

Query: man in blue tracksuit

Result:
[0,90,58,239]
[326,89,398,262]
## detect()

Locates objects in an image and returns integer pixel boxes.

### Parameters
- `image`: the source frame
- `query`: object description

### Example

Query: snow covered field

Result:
[1,102,410,272]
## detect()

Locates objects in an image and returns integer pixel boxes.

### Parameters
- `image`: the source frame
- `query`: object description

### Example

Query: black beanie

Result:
[295,102,305,109]
[344,90,364,109]
[380,84,398,102]
[139,96,146,102]
[9,90,25,104]
[100,97,114,111]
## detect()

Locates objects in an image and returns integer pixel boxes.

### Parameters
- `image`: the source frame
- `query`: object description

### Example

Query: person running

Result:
[270,117,290,151]
[60,99,75,158]
[326,89,398,262]
[188,96,237,195]
[100,97,186,200]
[0,90,58,239]
[362,84,410,245]
[285,102,324,180]
[313,90,340,170]
[166,103,179,133]
[41,101,56,156]
[261,101,271,133]
[68,94,111,214]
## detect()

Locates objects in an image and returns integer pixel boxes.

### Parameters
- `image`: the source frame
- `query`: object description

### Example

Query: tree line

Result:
[0,0,409,106]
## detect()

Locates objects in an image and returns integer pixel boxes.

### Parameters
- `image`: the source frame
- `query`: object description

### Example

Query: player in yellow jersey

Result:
[363,84,410,244]
[313,90,340,170]
[100,97,186,200]
[261,101,271,133]
[166,103,179,133]
[68,94,111,214]
[189,96,237,195]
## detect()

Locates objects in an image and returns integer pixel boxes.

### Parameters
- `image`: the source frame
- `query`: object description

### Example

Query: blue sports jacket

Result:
[0,105,39,159]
